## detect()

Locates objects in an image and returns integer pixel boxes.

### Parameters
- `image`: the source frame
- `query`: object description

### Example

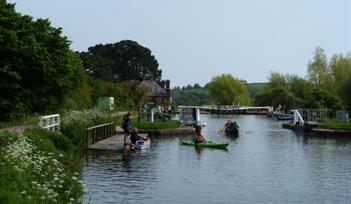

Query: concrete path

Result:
[88,133,147,151]
[0,125,36,134]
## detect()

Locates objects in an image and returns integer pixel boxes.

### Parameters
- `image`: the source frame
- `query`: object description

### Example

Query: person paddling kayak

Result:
[194,124,206,144]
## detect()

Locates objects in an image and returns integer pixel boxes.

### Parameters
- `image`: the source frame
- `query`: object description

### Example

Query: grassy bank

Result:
[0,109,115,204]
[319,119,351,130]
[136,120,180,129]
[114,114,180,130]
[0,129,83,204]
[0,117,39,130]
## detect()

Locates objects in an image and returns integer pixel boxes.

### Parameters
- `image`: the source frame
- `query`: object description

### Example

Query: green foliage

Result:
[304,87,341,111]
[60,109,111,146]
[246,83,267,101]
[0,130,83,204]
[208,74,251,105]
[79,40,162,82]
[307,47,331,87]
[170,101,178,112]
[136,120,180,129]
[319,119,351,130]
[255,72,305,110]
[120,80,147,108]
[0,116,38,129]
[25,128,73,153]
[172,83,266,106]
[113,114,179,129]
[89,78,134,111]
[0,2,86,120]
[61,74,92,111]
[330,54,351,108]
[341,73,351,109]
[172,87,212,106]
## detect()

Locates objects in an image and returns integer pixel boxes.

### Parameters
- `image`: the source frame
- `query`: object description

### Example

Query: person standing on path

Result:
[121,112,132,146]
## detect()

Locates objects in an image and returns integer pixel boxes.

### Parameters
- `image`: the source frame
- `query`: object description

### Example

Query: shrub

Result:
[24,128,73,153]
[0,131,84,204]
[60,109,111,146]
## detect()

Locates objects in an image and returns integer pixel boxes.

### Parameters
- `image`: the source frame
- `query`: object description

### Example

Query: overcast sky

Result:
[8,0,351,87]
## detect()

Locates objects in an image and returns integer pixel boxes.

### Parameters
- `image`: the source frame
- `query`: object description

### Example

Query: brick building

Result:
[140,80,171,107]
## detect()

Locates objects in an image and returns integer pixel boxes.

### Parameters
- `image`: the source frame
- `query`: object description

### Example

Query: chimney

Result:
[159,80,165,89]
[166,80,170,89]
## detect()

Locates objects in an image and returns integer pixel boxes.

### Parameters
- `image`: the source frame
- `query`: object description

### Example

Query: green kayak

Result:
[181,140,229,149]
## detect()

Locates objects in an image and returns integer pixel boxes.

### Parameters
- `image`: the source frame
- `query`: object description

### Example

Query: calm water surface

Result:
[82,115,351,204]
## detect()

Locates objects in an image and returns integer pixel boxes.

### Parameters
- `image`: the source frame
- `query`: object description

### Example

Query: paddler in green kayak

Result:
[194,124,206,144]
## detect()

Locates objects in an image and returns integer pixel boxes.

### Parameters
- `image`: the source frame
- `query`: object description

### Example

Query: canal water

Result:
[82,115,351,204]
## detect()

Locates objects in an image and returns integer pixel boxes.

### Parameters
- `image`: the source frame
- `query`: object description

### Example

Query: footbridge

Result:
[178,105,273,115]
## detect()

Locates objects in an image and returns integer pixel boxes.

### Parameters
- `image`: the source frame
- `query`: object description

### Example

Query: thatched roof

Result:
[140,80,166,96]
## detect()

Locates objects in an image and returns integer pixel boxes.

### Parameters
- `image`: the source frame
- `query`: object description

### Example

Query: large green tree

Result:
[341,73,351,110]
[79,40,162,82]
[307,47,333,91]
[255,72,299,110]
[330,54,351,107]
[0,1,86,120]
[208,74,251,105]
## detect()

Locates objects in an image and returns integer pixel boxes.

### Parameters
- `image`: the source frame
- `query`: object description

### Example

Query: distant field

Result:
[171,83,268,106]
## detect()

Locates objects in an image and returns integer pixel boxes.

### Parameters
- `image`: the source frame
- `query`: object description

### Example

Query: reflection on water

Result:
[82,115,351,204]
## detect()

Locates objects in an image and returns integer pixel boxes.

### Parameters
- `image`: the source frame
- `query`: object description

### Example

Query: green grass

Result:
[0,117,39,129]
[114,114,180,129]
[136,120,180,129]
[319,119,351,130]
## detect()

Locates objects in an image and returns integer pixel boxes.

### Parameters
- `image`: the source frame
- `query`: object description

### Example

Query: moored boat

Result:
[132,138,150,150]
[276,115,294,121]
[181,140,229,149]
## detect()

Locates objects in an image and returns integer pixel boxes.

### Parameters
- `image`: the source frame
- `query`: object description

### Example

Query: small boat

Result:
[131,139,150,150]
[224,121,240,137]
[181,140,229,149]
[276,115,294,121]
[225,126,239,137]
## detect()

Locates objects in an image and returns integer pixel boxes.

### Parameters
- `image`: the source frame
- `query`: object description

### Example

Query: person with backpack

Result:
[121,112,132,146]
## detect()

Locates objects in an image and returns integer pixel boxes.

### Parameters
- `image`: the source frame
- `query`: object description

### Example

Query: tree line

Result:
[1,1,350,121]
[172,48,351,114]
[256,47,351,113]
[0,1,162,121]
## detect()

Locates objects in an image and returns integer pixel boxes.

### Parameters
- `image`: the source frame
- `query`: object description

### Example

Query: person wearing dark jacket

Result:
[130,128,145,145]
[121,112,132,145]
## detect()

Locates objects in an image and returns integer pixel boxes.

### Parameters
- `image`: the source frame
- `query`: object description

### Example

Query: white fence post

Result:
[294,110,304,127]
[39,114,60,132]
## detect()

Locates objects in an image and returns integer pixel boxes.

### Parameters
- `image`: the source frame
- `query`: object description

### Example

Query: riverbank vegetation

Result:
[171,81,263,106]
[0,130,84,204]
[208,74,251,105]
[319,120,351,131]
[60,109,113,147]
[0,116,38,129]
[1,1,350,202]
[255,48,351,114]
[0,108,114,203]
[136,120,180,129]
[114,114,180,130]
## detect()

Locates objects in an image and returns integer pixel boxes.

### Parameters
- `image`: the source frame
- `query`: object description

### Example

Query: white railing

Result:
[39,114,60,132]
[293,110,304,126]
